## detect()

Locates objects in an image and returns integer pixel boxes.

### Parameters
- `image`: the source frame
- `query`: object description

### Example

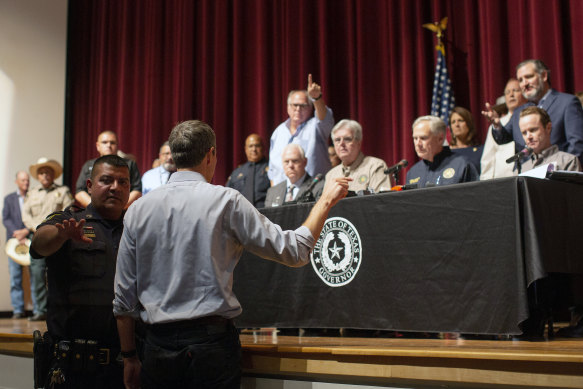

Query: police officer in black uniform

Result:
[226,133,270,208]
[30,155,131,388]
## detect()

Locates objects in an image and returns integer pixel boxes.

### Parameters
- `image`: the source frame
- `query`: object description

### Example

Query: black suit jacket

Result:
[265,174,325,207]
[2,192,26,241]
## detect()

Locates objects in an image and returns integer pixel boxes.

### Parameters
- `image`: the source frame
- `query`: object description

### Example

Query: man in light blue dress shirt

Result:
[268,74,334,185]
[114,120,350,389]
[141,141,176,195]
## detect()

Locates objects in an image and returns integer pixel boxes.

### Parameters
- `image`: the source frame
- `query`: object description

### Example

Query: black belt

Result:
[55,339,120,366]
[146,315,231,333]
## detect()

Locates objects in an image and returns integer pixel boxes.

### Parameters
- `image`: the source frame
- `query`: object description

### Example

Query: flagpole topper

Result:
[423,17,448,55]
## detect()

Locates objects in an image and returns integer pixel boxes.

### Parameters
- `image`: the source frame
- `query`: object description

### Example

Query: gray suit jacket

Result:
[265,174,324,208]
[2,192,26,240]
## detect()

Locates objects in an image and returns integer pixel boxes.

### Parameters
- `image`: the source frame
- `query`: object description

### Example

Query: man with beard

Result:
[482,59,583,164]
[141,141,177,195]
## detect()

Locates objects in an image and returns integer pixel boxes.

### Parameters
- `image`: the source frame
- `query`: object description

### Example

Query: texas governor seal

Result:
[310,216,362,287]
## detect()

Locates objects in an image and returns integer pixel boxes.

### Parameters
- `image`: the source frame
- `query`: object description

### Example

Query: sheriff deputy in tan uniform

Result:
[325,119,392,192]
[22,158,74,321]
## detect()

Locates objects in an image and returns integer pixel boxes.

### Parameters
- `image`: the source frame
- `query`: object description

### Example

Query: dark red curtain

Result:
[65,0,583,187]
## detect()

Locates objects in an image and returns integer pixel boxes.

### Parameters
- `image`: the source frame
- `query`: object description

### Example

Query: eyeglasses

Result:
[333,136,355,145]
[289,103,310,109]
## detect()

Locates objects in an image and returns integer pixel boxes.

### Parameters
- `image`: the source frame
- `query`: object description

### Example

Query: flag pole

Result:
[424,17,456,143]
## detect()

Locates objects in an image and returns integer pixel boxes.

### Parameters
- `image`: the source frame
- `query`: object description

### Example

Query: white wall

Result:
[0,0,68,312]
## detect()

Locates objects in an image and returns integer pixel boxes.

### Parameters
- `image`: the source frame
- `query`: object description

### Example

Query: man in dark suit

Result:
[2,171,30,318]
[265,144,324,207]
[482,59,583,163]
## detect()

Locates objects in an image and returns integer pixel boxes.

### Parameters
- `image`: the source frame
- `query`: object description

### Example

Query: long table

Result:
[233,177,583,335]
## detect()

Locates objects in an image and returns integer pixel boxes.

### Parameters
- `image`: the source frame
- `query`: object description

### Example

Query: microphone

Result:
[384,159,409,175]
[506,146,533,164]
[297,174,323,203]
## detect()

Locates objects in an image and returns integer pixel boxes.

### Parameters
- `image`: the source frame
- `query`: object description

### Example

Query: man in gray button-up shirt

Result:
[114,120,350,388]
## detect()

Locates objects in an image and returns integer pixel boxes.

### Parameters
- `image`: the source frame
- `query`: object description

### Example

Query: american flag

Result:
[430,49,455,124]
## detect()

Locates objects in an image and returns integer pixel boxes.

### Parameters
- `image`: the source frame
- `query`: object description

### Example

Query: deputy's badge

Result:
[442,168,455,179]
[264,166,269,173]
[358,175,368,185]
[83,227,96,239]
[311,217,362,287]
[409,177,420,184]
[237,173,244,178]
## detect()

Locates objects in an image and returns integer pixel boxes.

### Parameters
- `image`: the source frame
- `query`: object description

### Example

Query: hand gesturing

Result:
[307,73,322,99]
[55,218,93,243]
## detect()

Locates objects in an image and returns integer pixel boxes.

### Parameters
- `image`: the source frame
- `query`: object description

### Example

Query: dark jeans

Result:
[141,318,241,389]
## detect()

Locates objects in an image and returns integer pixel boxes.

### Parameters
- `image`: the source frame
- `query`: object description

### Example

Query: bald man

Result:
[75,131,142,208]
[226,134,271,208]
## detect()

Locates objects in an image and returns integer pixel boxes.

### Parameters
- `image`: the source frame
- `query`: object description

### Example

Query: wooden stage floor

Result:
[2,319,583,388]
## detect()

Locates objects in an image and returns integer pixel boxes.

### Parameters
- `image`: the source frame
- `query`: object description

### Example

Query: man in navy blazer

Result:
[483,59,583,164]
[2,171,30,318]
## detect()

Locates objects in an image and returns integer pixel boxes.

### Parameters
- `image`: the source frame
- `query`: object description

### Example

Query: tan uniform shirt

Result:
[325,152,392,193]
[22,184,74,231]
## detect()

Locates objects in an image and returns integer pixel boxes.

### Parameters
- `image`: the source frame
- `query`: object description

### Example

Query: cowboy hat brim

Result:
[5,238,31,266]
[29,158,62,179]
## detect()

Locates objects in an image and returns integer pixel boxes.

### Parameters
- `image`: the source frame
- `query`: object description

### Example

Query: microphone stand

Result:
[391,171,400,186]
[515,159,523,174]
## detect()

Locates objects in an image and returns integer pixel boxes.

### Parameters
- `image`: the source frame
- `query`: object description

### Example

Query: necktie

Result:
[285,185,295,202]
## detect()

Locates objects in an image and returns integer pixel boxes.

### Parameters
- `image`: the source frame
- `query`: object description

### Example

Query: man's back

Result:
[116,171,312,324]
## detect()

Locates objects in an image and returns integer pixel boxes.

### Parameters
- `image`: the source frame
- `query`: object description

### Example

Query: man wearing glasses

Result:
[325,119,392,193]
[268,74,334,185]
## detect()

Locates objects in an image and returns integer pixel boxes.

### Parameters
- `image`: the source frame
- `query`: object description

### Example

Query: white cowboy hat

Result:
[29,157,63,179]
[5,238,31,266]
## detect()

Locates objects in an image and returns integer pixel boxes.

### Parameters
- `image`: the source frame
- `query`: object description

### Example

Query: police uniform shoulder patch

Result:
[42,213,63,223]
[442,168,455,179]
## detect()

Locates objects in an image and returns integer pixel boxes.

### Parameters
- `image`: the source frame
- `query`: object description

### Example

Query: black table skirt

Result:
[233,177,583,335]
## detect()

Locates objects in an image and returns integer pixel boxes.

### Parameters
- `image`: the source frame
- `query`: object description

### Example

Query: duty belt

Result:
[55,339,120,369]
